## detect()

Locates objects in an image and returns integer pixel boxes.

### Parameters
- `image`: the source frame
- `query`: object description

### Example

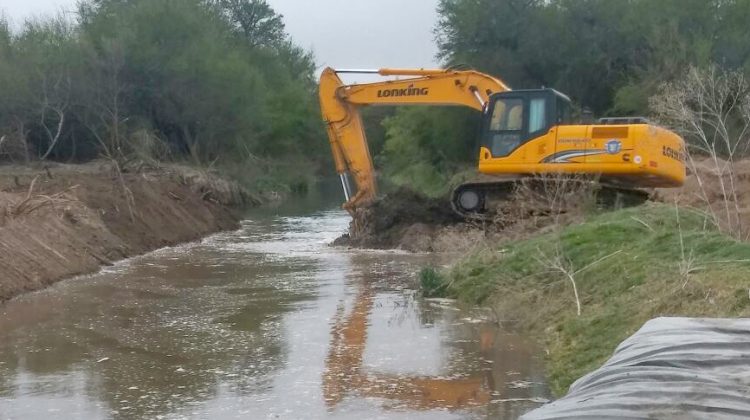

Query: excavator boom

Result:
[319,67,510,212]
[320,67,686,218]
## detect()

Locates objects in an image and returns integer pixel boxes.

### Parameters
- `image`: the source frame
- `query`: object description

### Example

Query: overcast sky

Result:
[1,0,442,76]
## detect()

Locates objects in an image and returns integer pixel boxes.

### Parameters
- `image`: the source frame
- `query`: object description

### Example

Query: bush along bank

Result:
[421,203,750,396]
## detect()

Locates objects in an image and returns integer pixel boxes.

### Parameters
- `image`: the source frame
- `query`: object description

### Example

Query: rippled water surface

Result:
[0,199,549,419]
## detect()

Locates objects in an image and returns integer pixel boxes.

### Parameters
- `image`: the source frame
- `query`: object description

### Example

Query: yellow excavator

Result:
[319,67,686,217]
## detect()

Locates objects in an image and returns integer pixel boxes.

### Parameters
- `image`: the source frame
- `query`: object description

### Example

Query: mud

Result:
[332,188,470,252]
[0,161,256,302]
[334,184,590,253]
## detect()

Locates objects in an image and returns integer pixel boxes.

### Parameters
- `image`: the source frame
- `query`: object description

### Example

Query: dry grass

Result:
[0,176,80,225]
[652,65,750,239]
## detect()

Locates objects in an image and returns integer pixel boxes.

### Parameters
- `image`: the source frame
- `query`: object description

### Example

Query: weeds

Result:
[652,65,750,239]
[425,203,750,395]
[419,267,447,298]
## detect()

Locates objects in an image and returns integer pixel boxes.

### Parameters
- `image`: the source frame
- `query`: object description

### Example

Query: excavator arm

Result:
[319,67,510,213]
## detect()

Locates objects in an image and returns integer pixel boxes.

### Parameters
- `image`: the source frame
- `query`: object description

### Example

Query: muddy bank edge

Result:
[0,162,260,303]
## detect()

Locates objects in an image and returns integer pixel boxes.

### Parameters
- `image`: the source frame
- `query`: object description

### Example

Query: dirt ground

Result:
[336,158,750,253]
[333,186,573,253]
[0,161,257,303]
[332,188,469,252]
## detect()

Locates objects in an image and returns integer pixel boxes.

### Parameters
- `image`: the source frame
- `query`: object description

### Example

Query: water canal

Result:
[0,198,549,419]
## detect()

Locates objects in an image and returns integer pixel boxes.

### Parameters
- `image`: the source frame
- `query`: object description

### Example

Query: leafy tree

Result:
[0,0,326,190]
[11,16,84,160]
[433,0,749,114]
[379,107,479,196]
[213,0,286,48]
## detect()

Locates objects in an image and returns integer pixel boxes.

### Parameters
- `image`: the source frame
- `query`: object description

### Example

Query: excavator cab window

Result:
[487,98,524,157]
[490,98,523,131]
[482,89,571,157]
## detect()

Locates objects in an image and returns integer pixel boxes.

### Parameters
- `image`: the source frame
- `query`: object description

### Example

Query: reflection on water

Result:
[323,278,491,411]
[0,202,549,419]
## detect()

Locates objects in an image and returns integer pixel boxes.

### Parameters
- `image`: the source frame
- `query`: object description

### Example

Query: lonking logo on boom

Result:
[377,84,429,98]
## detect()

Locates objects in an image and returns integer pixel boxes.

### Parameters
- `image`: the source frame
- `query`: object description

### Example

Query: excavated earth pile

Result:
[333,184,590,253]
[0,161,257,302]
[333,188,477,252]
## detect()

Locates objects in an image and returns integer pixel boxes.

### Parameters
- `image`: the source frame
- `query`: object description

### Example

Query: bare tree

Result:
[535,243,622,316]
[81,38,128,161]
[38,72,70,160]
[651,65,750,239]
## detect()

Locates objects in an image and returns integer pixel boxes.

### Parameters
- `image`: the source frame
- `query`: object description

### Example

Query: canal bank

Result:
[422,203,750,396]
[0,161,255,303]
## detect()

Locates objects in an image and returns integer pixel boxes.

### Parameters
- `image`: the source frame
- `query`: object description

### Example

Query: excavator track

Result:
[450,180,516,220]
[450,177,650,222]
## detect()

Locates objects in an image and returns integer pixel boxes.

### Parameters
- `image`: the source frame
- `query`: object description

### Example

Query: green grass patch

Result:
[420,267,448,297]
[429,203,750,395]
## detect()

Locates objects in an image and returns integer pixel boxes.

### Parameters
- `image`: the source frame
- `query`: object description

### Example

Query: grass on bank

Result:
[422,203,750,396]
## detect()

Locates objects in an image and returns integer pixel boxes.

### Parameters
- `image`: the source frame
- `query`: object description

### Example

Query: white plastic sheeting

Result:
[522,317,750,420]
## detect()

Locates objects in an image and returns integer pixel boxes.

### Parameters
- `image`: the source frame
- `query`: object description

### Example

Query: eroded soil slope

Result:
[0,162,256,302]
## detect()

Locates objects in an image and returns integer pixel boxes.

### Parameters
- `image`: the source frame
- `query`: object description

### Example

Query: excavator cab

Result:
[481,89,572,158]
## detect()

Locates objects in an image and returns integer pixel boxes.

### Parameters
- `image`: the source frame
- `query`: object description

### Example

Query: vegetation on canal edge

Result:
[421,203,750,396]
[0,0,327,196]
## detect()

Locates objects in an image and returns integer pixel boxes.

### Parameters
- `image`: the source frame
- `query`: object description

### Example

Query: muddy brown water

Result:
[0,198,550,419]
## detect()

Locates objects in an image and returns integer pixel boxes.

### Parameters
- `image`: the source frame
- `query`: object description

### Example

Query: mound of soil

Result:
[333,188,469,252]
[334,176,648,253]
[0,161,253,303]
[350,188,459,235]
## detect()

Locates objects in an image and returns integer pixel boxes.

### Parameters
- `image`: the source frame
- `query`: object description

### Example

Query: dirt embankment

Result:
[338,158,750,252]
[334,188,468,252]
[335,185,589,253]
[333,188,484,253]
[0,161,258,303]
